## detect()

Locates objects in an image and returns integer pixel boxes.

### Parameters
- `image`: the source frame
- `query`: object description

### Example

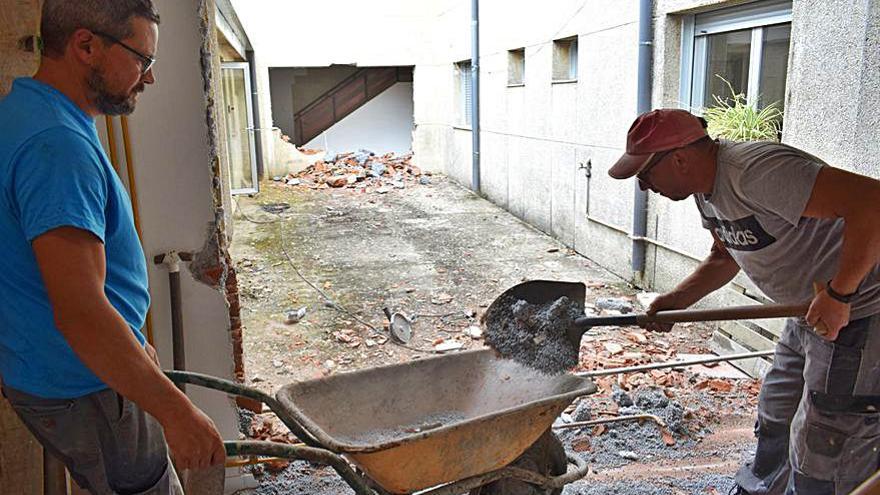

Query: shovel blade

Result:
[484,280,586,330]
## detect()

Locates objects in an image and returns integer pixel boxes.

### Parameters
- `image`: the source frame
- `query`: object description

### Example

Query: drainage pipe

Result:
[470,0,481,193]
[154,251,193,391]
[631,0,654,276]
[246,50,264,179]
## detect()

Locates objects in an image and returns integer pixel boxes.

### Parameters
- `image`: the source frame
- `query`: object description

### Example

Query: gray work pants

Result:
[3,386,184,495]
[735,315,880,494]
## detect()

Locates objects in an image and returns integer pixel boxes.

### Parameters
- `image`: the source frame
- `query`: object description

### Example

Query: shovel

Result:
[485,280,811,349]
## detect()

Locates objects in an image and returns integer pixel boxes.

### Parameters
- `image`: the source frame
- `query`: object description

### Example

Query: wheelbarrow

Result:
[166,348,597,494]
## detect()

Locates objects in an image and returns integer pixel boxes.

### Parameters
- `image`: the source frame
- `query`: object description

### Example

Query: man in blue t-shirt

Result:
[0,1,224,492]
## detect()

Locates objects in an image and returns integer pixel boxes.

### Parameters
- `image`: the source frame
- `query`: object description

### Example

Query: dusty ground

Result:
[229,175,761,494]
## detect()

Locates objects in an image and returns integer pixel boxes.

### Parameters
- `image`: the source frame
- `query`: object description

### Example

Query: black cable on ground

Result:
[233,197,446,354]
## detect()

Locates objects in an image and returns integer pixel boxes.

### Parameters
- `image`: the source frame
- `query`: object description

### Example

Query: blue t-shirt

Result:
[0,78,150,398]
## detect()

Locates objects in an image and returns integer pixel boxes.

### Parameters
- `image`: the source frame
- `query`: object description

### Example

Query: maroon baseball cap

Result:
[609,109,708,179]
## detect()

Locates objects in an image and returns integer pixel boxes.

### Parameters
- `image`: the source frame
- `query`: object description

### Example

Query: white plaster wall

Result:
[305,82,414,154]
[123,0,238,440]
[230,0,449,67]
[413,0,644,278]
[253,55,276,181]
[268,68,297,139]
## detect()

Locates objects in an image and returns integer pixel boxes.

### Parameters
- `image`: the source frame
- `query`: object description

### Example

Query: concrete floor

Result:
[231,176,620,391]
[229,176,758,494]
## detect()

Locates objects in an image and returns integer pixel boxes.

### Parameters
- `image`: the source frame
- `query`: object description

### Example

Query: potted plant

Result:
[702,76,783,142]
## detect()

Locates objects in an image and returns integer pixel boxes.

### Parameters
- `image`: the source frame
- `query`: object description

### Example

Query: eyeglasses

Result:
[636,148,675,183]
[92,31,155,75]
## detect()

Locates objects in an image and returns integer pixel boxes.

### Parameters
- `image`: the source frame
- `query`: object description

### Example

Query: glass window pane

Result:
[457,62,472,126]
[758,23,791,112]
[221,67,255,192]
[703,28,751,107]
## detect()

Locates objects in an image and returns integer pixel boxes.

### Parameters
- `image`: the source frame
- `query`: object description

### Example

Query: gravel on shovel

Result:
[484,295,583,374]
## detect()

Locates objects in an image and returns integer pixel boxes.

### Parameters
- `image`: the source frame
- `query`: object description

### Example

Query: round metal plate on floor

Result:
[389,312,413,344]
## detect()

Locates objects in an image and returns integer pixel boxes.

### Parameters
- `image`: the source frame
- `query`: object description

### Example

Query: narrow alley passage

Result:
[230,175,760,494]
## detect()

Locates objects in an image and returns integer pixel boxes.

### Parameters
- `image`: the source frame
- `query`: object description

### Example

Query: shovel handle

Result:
[637,302,810,325]
[575,303,810,328]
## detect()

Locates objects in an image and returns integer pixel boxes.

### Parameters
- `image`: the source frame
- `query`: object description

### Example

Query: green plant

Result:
[702,76,783,141]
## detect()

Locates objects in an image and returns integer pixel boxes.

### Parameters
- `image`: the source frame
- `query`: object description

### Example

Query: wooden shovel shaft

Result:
[575,302,810,329]
[640,302,810,324]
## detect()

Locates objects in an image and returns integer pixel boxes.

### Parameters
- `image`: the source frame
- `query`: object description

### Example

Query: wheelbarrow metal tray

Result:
[275,349,597,494]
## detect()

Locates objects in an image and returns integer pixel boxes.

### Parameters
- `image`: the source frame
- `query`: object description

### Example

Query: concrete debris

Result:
[636,291,660,309]
[596,297,634,314]
[370,162,386,177]
[465,325,483,339]
[634,387,670,410]
[433,340,464,352]
[284,307,308,324]
[571,400,593,422]
[604,342,624,355]
[617,450,640,461]
[431,293,454,305]
[277,150,429,194]
[611,385,634,407]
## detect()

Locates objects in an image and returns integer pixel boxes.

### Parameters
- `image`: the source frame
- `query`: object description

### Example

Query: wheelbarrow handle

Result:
[574,302,810,328]
[163,370,323,449]
[164,370,275,405]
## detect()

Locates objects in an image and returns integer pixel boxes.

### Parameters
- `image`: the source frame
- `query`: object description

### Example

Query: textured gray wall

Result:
[414,0,879,298]
[784,0,880,176]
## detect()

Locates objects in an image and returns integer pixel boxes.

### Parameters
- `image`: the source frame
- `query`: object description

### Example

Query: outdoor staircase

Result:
[293,66,413,145]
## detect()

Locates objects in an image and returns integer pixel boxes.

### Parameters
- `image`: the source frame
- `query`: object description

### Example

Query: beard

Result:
[87,68,143,116]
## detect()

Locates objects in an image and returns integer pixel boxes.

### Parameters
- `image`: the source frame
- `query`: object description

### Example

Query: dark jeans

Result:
[3,386,183,495]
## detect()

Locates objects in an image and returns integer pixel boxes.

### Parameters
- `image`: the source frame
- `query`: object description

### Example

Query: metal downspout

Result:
[246,50,264,180]
[471,0,481,193]
[632,0,654,276]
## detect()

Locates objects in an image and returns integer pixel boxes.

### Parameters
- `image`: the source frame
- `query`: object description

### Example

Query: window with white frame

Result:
[680,0,792,115]
[552,37,578,82]
[455,60,473,127]
[508,48,525,86]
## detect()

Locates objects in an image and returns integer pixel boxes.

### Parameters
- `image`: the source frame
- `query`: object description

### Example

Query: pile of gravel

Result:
[563,473,735,495]
[484,295,583,374]
[249,462,352,495]
[335,411,467,445]
[558,387,700,469]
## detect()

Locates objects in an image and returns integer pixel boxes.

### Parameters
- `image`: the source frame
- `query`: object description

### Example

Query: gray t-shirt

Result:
[694,140,880,319]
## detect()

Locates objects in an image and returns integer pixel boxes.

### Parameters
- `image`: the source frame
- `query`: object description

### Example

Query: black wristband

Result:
[826,280,857,303]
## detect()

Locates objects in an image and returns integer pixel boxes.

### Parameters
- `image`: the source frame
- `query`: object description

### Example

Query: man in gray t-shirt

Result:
[610,109,880,494]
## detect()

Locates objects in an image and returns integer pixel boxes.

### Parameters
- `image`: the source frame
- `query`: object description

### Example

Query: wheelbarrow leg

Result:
[419,431,590,495]
[227,441,384,495]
